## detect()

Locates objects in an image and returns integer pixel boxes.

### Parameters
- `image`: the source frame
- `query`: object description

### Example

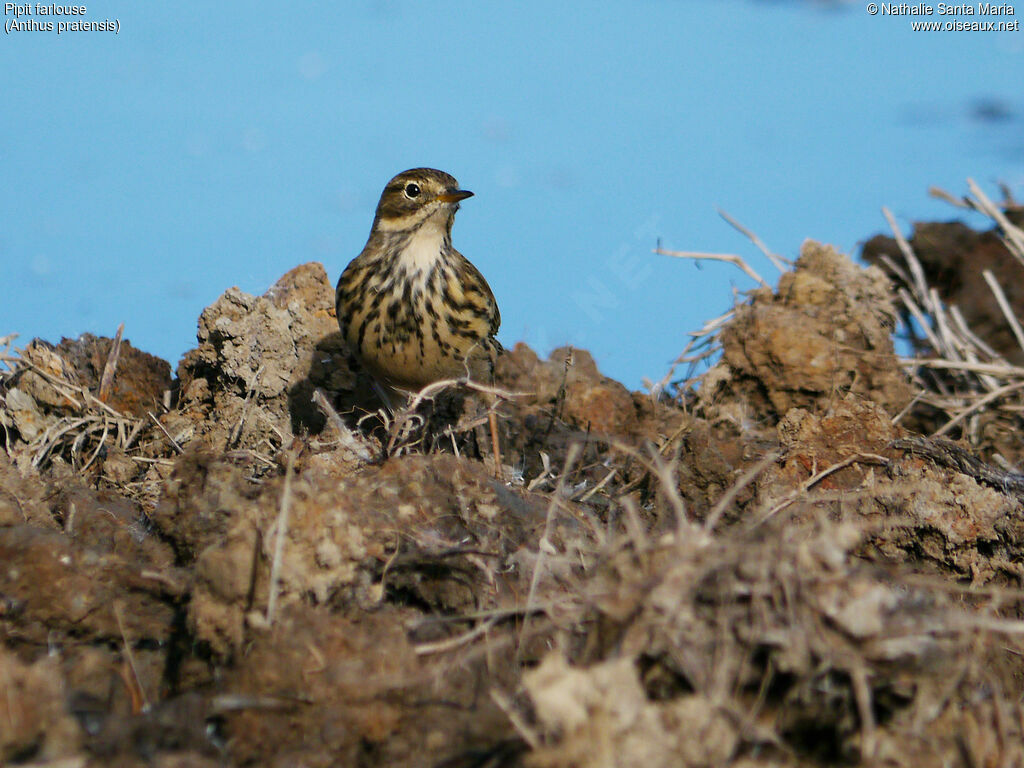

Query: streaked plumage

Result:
[336,168,502,407]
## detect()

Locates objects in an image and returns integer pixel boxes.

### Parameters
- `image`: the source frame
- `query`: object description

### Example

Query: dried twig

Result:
[750,453,889,528]
[148,411,183,454]
[266,450,296,626]
[654,246,770,289]
[968,178,1024,264]
[982,269,1024,354]
[717,208,791,272]
[113,601,150,711]
[227,365,264,448]
[311,389,375,462]
[902,359,1024,378]
[934,380,1024,437]
[414,616,502,655]
[517,443,581,663]
[704,451,780,532]
[98,323,125,402]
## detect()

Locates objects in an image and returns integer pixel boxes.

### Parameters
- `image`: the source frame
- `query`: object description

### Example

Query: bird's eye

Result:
[404,183,421,198]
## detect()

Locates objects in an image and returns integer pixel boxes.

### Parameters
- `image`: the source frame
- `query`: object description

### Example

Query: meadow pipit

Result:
[335,168,504,462]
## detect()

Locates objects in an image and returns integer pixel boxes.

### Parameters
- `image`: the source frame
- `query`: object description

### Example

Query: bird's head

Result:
[371,168,473,234]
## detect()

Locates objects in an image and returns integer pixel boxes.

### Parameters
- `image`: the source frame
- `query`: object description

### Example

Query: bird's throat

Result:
[390,218,451,285]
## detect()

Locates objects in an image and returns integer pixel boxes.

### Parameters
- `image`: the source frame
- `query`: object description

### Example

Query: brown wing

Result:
[335,255,375,351]
[452,253,500,340]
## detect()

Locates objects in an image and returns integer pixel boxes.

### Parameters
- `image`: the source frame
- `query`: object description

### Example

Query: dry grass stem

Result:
[80,417,110,472]
[311,389,375,462]
[982,269,1024,354]
[113,600,150,711]
[968,178,1024,262]
[928,185,970,209]
[933,380,1024,438]
[148,411,183,453]
[750,453,889,528]
[517,442,582,662]
[645,443,690,531]
[228,365,264,448]
[266,450,296,626]
[653,309,732,395]
[405,376,528,411]
[896,289,945,355]
[414,616,501,655]
[577,467,617,501]
[383,376,527,458]
[876,198,1021,428]
[704,451,780,532]
[654,246,771,289]
[98,322,125,402]
[949,304,1001,360]
[903,359,1024,378]
[717,208,791,272]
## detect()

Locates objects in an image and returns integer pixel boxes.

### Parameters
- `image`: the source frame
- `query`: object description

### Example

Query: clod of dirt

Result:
[0,332,176,496]
[704,240,912,419]
[57,333,173,416]
[760,397,1024,582]
[0,512,176,646]
[524,653,738,768]
[5,334,171,423]
[154,450,551,658]
[168,262,358,454]
[492,342,682,493]
[564,509,994,765]
[218,602,517,766]
[9,340,87,412]
[0,453,54,527]
[762,396,899,514]
[0,647,82,763]
[497,345,640,437]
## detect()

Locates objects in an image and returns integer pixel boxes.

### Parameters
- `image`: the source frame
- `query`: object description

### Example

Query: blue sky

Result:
[2,1,1022,388]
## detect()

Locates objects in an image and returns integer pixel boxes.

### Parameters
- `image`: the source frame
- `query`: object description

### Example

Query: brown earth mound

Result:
[2,233,1024,767]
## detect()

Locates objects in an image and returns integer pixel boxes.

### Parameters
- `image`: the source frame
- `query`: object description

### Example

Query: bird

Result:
[336,168,504,464]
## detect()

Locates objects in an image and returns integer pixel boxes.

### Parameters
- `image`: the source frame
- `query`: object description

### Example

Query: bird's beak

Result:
[436,189,474,203]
